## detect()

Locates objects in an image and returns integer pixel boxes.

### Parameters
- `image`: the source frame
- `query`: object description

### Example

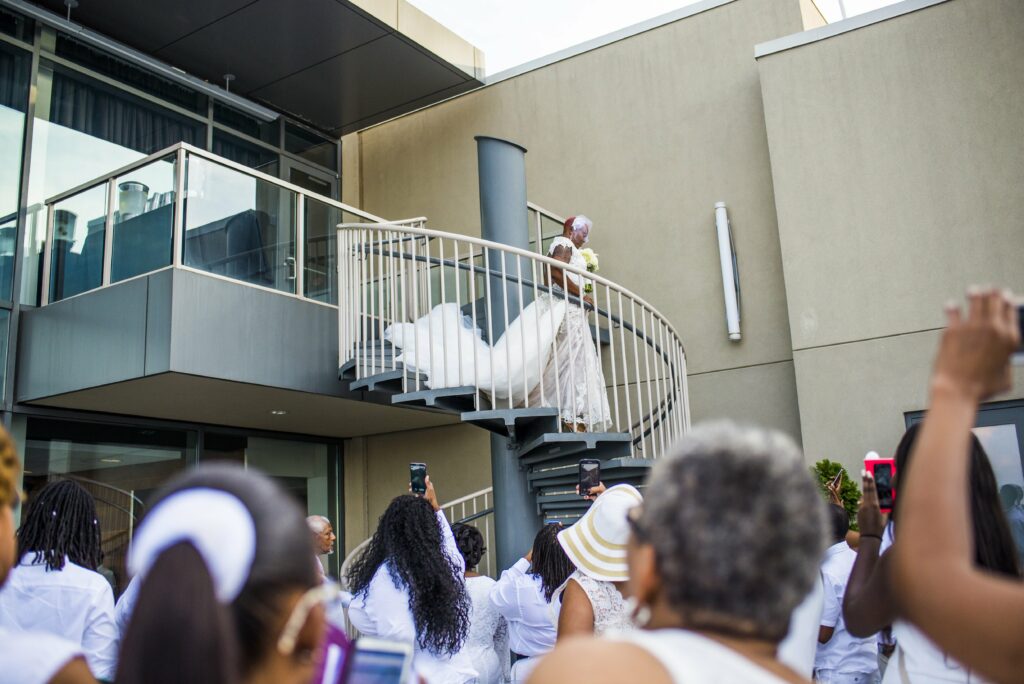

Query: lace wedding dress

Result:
[384,237,612,431]
[459,576,510,684]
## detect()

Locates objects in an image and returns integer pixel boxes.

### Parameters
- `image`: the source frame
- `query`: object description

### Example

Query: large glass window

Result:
[21,62,204,305]
[0,42,31,302]
[183,154,296,292]
[0,7,33,42]
[212,130,279,174]
[214,102,278,145]
[20,417,194,597]
[285,122,337,171]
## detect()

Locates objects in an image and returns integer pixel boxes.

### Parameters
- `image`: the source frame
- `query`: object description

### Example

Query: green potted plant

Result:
[811,459,861,531]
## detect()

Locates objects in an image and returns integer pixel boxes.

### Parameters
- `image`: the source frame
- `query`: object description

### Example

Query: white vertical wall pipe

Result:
[714,202,742,341]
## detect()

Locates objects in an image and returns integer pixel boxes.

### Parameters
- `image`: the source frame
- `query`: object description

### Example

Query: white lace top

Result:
[548,236,587,289]
[459,576,510,684]
[556,570,634,636]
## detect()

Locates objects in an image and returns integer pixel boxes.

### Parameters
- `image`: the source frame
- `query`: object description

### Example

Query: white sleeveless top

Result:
[554,570,633,636]
[611,629,790,684]
[882,621,991,684]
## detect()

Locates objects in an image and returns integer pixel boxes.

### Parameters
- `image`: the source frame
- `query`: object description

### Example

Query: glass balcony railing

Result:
[40,143,392,307]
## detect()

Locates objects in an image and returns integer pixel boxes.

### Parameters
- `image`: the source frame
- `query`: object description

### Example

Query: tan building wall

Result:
[757,0,1024,473]
[342,0,807,450]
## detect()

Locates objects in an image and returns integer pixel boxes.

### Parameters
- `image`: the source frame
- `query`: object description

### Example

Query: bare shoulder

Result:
[527,636,671,684]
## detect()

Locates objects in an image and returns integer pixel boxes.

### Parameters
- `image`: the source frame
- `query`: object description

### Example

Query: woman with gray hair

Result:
[529,422,826,684]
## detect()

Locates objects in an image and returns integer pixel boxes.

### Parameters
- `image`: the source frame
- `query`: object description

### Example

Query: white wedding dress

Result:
[384,237,612,431]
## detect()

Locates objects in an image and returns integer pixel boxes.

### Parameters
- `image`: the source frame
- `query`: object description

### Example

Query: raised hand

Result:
[858,470,885,539]
[423,475,441,512]
[932,288,1019,401]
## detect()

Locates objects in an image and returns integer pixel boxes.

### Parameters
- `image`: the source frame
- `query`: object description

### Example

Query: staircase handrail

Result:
[338,222,691,460]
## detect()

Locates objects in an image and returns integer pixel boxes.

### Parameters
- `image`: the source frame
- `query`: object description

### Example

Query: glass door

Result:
[282,158,341,304]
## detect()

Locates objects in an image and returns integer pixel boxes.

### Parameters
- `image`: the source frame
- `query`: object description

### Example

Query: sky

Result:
[407,0,905,76]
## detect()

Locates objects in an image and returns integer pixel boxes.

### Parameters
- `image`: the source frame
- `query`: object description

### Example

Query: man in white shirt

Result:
[815,505,880,684]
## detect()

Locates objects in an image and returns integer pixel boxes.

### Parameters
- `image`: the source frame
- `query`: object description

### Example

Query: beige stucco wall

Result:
[758,0,1024,474]
[343,423,491,553]
[342,0,806,443]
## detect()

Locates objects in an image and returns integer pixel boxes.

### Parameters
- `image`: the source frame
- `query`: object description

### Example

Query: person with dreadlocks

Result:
[346,476,476,683]
[452,523,509,684]
[0,428,96,684]
[0,479,117,680]
[491,522,575,682]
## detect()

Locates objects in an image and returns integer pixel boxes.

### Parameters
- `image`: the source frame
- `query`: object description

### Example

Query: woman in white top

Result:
[491,523,575,682]
[843,423,1019,683]
[555,484,639,639]
[452,523,510,683]
[0,432,95,684]
[347,477,477,684]
[531,422,827,684]
[0,479,117,680]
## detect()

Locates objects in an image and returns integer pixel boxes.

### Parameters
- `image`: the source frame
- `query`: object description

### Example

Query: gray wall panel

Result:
[144,270,173,376]
[168,270,346,396]
[17,278,150,401]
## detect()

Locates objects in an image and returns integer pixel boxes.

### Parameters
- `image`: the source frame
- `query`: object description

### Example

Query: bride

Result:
[384,215,612,432]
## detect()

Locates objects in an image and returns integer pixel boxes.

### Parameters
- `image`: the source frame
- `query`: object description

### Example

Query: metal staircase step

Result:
[517,432,632,465]
[461,407,560,438]
[392,386,478,412]
[349,368,428,393]
[527,457,654,489]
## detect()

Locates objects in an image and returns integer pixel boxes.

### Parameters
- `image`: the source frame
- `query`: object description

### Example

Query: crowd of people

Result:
[0,288,1020,684]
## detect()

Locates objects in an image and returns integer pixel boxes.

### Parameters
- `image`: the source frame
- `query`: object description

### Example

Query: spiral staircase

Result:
[337,215,691,525]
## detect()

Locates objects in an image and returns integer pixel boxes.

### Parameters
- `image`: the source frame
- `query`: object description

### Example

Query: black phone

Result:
[579,459,600,497]
[1017,304,1024,354]
[410,462,427,495]
[873,463,894,513]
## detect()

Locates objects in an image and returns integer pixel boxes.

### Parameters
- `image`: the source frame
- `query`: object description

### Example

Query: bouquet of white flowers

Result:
[580,248,599,294]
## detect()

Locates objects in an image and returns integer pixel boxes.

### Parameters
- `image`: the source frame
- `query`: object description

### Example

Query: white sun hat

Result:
[557,484,643,582]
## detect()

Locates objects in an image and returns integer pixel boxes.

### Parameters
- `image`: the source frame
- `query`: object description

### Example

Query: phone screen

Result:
[348,644,410,684]
[409,463,427,495]
[874,464,894,511]
[579,459,600,497]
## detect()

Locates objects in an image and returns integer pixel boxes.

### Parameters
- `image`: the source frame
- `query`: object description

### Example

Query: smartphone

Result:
[829,471,843,491]
[409,462,427,495]
[872,463,895,513]
[579,459,600,497]
[314,623,354,684]
[347,637,414,684]
[1015,304,1024,363]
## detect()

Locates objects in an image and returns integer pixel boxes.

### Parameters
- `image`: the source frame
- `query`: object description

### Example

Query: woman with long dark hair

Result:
[346,477,475,683]
[0,479,117,680]
[115,463,327,684]
[491,522,575,682]
[842,421,1020,683]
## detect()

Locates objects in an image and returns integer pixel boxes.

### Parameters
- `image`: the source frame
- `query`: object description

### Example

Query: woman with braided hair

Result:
[0,478,117,679]
[452,523,510,683]
[0,432,100,684]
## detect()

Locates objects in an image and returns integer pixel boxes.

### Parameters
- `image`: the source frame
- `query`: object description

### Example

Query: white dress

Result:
[459,575,510,684]
[385,236,611,431]
[0,627,85,684]
[612,628,790,683]
[553,570,633,636]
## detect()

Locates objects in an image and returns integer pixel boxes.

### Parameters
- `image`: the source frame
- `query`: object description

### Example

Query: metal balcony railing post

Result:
[173,146,186,268]
[40,203,55,305]
[102,178,115,286]
[295,194,305,298]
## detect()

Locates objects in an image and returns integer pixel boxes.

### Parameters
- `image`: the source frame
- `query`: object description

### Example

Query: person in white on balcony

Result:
[554,483,639,639]
[0,431,96,684]
[528,422,828,684]
[491,523,575,682]
[346,477,477,684]
[452,523,510,683]
[541,215,612,432]
[0,479,118,680]
[383,216,611,432]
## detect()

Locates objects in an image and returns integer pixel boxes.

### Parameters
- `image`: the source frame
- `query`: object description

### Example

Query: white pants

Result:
[816,671,881,684]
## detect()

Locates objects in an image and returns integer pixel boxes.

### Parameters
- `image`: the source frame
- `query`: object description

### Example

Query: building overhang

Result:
[16,268,458,437]
[19,0,484,135]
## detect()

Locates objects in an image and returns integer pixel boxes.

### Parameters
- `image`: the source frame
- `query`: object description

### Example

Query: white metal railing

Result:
[338,223,690,459]
[38,141,399,308]
[527,202,566,254]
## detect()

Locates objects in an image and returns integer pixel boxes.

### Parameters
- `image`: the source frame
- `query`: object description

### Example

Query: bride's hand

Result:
[584,295,595,308]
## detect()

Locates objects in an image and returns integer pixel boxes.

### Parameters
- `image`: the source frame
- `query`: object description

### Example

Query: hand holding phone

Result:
[579,459,601,498]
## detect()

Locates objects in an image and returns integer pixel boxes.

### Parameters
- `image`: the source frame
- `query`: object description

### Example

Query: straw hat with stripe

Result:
[557,484,643,582]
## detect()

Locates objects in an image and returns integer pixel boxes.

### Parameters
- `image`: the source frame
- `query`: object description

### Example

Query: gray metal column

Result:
[476,136,540,572]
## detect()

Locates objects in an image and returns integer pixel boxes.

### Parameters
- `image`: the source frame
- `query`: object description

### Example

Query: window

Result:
[0,42,31,302]
[212,130,279,174]
[214,102,278,145]
[285,122,337,171]
[0,7,32,42]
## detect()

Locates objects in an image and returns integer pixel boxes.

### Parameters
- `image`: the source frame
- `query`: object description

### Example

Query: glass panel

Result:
[304,197,340,304]
[212,130,279,174]
[0,6,33,42]
[50,183,108,301]
[183,154,296,293]
[22,61,204,305]
[285,122,337,171]
[21,417,193,597]
[974,424,1024,489]
[111,157,176,282]
[0,309,9,400]
[0,42,30,302]
[55,33,208,114]
[214,103,278,145]
[289,165,336,199]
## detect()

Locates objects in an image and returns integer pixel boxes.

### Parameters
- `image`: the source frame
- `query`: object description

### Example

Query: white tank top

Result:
[611,629,789,684]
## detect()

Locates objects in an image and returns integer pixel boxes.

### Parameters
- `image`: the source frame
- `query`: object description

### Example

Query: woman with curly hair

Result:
[347,476,476,683]
[452,524,509,683]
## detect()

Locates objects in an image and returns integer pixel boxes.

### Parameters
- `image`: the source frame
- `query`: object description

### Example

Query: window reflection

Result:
[0,42,31,302]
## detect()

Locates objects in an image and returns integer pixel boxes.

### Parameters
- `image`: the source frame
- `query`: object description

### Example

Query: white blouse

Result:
[0,626,85,684]
[489,558,559,657]
[0,558,118,679]
[348,510,478,684]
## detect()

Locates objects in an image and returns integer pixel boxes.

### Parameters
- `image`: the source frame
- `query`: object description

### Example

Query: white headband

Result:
[128,488,257,603]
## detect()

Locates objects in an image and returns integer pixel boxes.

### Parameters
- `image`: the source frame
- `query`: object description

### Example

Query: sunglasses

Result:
[276,581,341,657]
